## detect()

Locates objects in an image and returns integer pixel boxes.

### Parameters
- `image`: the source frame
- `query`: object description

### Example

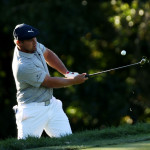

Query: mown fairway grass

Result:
[0,123,150,150]
[84,140,150,150]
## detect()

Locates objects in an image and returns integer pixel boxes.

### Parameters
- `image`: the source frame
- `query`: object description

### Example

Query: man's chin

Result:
[33,47,37,52]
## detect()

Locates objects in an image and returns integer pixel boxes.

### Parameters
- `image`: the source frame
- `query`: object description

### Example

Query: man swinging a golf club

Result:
[12,23,88,139]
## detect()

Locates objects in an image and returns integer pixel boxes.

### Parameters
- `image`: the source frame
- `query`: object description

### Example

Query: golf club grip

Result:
[85,74,89,78]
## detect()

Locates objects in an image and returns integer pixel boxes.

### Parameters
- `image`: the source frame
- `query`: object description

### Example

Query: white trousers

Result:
[14,97,72,139]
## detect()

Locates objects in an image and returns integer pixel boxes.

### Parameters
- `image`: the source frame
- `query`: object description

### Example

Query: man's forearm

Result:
[41,74,86,88]
[44,48,68,75]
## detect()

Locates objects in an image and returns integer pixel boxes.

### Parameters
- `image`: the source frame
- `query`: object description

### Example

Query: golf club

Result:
[85,57,148,78]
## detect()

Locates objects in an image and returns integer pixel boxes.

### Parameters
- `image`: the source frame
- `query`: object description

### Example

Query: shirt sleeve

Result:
[37,42,46,54]
[18,63,47,87]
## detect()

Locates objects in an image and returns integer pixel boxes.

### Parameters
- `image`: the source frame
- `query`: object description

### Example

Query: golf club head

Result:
[140,56,149,65]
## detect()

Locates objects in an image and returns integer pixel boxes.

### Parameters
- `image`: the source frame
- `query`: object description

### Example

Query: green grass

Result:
[83,140,150,150]
[0,123,150,150]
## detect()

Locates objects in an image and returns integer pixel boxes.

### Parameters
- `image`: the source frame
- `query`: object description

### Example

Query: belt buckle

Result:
[45,100,50,106]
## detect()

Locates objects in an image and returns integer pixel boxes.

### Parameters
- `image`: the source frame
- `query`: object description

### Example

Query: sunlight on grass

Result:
[83,141,150,150]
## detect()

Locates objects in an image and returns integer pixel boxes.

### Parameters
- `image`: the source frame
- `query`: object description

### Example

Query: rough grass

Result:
[0,122,150,150]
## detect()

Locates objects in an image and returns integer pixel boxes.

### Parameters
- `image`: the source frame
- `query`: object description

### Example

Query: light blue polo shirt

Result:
[12,42,53,104]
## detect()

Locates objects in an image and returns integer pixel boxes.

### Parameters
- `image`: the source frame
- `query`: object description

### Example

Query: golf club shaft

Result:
[85,62,140,78]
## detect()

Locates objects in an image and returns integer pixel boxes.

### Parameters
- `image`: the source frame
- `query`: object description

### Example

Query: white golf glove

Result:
[65,71,79,79]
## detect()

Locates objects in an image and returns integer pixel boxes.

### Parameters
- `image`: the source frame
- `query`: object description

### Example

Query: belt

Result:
[18,99,51,107]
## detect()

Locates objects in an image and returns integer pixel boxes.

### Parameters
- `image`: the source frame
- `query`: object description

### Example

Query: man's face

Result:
[19,37,37,53]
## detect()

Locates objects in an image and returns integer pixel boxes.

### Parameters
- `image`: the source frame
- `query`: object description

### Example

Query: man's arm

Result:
[41,73,87,88]
[43,48,68,75]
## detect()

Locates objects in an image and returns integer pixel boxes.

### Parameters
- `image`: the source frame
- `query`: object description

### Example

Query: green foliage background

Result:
[0,0,150,139]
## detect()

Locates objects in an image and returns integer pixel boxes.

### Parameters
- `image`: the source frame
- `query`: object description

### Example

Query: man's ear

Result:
[16,40,20,45]
[15,40,22,46]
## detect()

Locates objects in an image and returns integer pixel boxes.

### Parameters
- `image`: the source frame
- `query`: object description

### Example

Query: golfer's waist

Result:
[18,97,53,107]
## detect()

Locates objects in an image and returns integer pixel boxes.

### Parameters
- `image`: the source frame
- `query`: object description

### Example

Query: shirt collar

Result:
[15,46,35,59]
